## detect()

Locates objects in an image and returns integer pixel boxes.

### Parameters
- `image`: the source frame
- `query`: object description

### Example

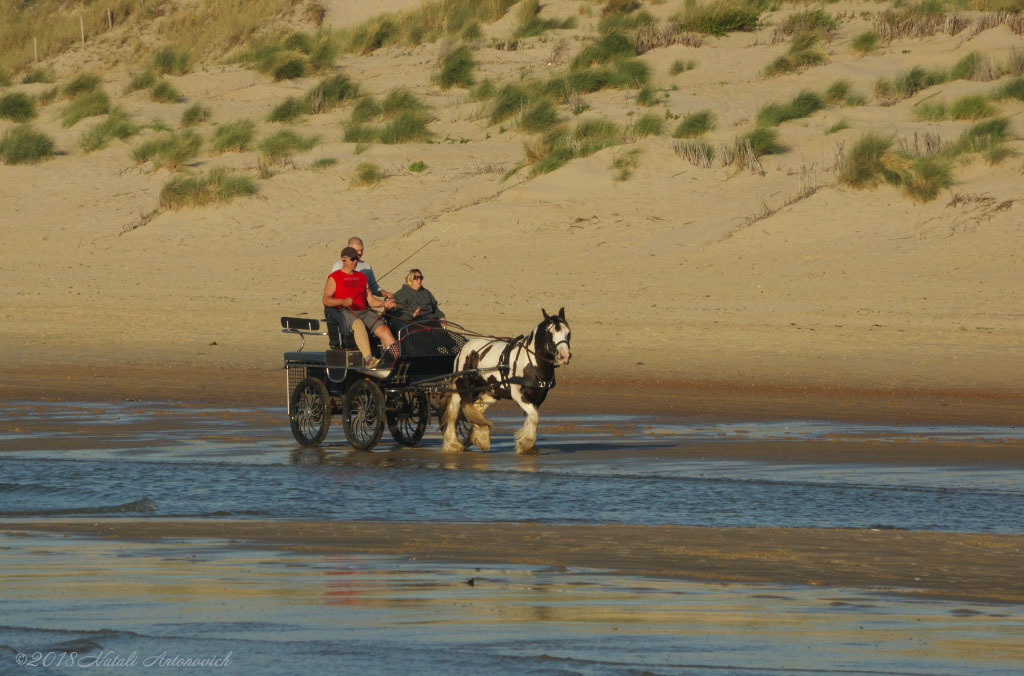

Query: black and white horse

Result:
[442,308,572,454]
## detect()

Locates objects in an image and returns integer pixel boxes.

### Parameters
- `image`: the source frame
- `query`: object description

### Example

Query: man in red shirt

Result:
[322,246,397,368]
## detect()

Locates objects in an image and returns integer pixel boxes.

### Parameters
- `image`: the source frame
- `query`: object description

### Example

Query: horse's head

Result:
[540,307,572,367]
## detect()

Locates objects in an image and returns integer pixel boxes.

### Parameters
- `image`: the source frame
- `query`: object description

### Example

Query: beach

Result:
[2,0,1024,672]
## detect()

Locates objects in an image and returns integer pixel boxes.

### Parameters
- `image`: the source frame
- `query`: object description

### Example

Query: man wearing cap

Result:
[323,246,397,368]
[330,236,394,300]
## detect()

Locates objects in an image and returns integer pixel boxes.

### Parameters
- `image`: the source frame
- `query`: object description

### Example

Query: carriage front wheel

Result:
[387,390,429,446]
[290,377,332,447]
[342,378,386,450]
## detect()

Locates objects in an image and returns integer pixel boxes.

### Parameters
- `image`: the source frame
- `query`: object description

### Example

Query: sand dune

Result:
[1,0,1022,399]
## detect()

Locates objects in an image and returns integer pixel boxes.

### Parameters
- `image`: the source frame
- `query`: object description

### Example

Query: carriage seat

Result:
[323,307,384,355]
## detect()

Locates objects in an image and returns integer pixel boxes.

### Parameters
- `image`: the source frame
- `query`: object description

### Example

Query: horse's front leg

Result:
[441,392,465,453]
[510,387,540,455]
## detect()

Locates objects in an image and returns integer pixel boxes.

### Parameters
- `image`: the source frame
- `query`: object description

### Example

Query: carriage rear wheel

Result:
[387,390,429,446]
[290,377,332,447]
[342,378,386,451]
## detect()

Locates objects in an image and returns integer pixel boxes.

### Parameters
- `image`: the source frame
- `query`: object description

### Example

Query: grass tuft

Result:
[571,32,635,70]
[490,83,532,124]
[124,70,157,94]
[673,109,716,138]
[826,119,850,134]
[0,92,37,122]
[520,99,561,133]
[409,160,428,172]
[515,0,577,38]
[352,161,383,186]
[268,97,310,123]
[531,117,624,175]
[64,72,102,98]
[612,148,641,181]
[259,129,320,163]
[379,110,432,144]
[949,94,994,120]
[0,68,11,87]
[0,124,56,164]
[212,119,256,154]
[674,0,762,36]
[22,68,55,84]
[181,103,212,127]
[739,127,784,156]
[153,47,191,76]
[763,32,825,77]
[132,131,203,169]
[351,96,383,124]
[874,66,949,103]
[80,107,138,152]
[159,168,256,210]
[434,44,475,89]
[840,133,895,188]
[756,90,824,127]
[311,157,338,170]
[307,74,359,113]
[61,89,111,128]
[633,112,664,137]
[851,30,878,55]
[780,9,837,36]
[670,59,696,75]
[992,76,1024,101]
[150,79,182,103]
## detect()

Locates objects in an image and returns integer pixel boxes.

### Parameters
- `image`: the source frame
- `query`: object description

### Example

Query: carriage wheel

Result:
[342,378,386,451]
[290,377,332,447]
[387,390,429,447]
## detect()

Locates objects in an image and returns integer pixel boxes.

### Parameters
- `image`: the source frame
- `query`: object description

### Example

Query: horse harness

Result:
[495,333,557,392]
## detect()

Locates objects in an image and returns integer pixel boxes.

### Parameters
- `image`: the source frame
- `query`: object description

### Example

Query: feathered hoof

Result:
[471,428,491,451]
[442,440,466,453]
[514,443,538,455]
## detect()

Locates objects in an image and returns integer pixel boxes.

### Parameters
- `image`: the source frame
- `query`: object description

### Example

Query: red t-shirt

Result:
[329,270,368,311]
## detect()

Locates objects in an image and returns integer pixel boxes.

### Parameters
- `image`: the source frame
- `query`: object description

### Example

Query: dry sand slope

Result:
[1,0,1022,397]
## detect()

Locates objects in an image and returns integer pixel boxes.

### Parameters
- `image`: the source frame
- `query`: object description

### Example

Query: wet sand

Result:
[6,519,1023,604]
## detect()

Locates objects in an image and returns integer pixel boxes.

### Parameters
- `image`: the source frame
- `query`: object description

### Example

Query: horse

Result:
[441,308,572,455]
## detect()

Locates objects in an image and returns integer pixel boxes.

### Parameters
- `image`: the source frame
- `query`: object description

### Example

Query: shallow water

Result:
[2,400,1023,675]
[2,532,1022,676]
[0,401,1022,532]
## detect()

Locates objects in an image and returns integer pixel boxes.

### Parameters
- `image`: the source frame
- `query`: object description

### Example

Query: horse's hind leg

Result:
[464,393,497,451]
[510,389,540,455]
[441,392,466,453]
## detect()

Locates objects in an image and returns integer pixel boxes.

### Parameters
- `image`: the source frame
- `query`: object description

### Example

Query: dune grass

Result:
[571,32,635,70]
[824,79,861,106]
[268,97,310,123]
[851,30,879,55]
[259,129,320,163]
[598,9,654,35]
[339,0,516,55]
[546,58,652,99]
[233,30,339,81]
[352,161,383,186]
[633,113,664,137]
[992,76,1024,101]
[21,68,55,84]
[80,107,138,152]
[212,119,256,153]
[150,80,182,103]
[673,110,716,138]
[351,96,383,124]
[520,99,561,133]
[530,117,625,176]
[61,89,111,128]
[0,92,36,122]
[949,95,995,120]
[874,66,949,103]
[612,148,641,181]
[670,59,696,75]
[181,103,212,128]
[64,72,102,98]
[379,110,433,143]
[311,157,338,170]
[132,131,202,169]
[780,9,837,36]
[673,0,763,36]
[0,68,10,87]
[490,82,536,124]
[124,70,157,94]
[839,131,957,202]
[839,133,895,188]
[756,90,824,127]
[159,168,256,210]
[763,32,826,77]
[826,119,850,134]
[434,45,475,89]
[409,160,428,172]
[514,0,577,39]
[0,124,55,164]
[153,46,191,76]
[739,127,784,156]
[307,74,359,113]
[344,89,433,144]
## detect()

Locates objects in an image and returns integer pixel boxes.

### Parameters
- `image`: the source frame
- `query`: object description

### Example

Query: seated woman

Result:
[322,247,397,368]
[393,269,447,328]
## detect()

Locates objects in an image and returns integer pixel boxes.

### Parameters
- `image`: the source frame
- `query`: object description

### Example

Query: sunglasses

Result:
[412,275,423,280]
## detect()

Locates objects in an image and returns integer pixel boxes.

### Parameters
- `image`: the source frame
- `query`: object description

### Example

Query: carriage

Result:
[282,308,572,453]
[281,314,473,450]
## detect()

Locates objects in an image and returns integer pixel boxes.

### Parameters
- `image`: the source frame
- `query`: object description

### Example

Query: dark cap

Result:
[340,246,360,260]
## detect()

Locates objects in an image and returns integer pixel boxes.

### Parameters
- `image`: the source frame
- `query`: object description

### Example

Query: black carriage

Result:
[281,314,471,450]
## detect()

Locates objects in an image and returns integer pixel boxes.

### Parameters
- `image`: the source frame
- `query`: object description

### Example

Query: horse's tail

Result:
[438,392,452,431]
